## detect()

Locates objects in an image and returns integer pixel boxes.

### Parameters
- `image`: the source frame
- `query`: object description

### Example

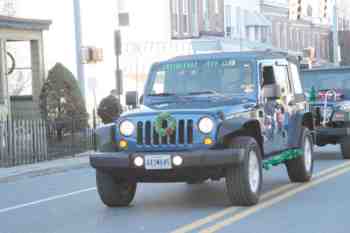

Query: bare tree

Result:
[0,0,16,16]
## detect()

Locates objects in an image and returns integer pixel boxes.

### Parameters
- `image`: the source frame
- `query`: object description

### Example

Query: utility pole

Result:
[73,0,86,99]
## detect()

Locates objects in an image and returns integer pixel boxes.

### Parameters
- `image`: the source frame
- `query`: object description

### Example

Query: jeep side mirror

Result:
[262,84,282,99]
[126,91,138,108]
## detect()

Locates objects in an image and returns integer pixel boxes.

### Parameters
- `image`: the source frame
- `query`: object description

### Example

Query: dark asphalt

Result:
[0,145,349,233]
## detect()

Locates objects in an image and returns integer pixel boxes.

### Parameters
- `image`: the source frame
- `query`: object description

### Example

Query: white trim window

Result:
[182,0,189,34]
[203,0,210,31]
[224,5,232,38]
[191,0,199,36]
[214,0,220,15]
[172,0,180,35]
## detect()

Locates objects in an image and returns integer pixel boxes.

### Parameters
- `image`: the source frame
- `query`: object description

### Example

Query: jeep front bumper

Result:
[90,148,245,182]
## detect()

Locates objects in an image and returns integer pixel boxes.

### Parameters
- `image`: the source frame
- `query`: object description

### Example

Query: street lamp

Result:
[73,0,86,99]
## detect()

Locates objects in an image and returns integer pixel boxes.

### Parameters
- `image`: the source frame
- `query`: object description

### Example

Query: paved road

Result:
[1,145,349,233]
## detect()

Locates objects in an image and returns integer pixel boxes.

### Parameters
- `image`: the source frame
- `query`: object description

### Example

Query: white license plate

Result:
[145,155,172,170]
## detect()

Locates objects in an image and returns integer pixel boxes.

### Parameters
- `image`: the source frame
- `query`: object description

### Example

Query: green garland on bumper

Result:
[263,149,303,171]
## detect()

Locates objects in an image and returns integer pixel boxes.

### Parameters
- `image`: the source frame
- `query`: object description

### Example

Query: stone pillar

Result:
[0,39,9,117]
[30,39,45,114]
[0,39,5,104]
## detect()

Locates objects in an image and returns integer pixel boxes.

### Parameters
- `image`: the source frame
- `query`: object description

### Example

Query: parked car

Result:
[90,51,314,207]
[301,66,350,158]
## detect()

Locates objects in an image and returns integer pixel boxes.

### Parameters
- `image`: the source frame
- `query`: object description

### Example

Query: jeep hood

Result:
[121,97,256,119]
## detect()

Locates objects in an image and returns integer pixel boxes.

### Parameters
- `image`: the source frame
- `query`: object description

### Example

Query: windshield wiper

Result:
[187,90,221,96]
[147,93,176,97]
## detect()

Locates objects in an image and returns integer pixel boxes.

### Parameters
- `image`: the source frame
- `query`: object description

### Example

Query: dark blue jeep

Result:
[90,51,314,207]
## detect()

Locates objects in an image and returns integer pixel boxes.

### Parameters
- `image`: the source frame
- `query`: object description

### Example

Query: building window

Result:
[225,5,232,37]
[7,41,33,97]
[292,29,297,50]
[255,27,259,41]
[304,31,308,47]
[172,0,179,35]
[191,0,199,36]
[279,23,285,48]
[203,0,209,31]
[182,0,189,34]
[214,0,220,15]
[275,23,280,48]
[261,27,267,43]
[299,30,304,49]
[307,5,312,17]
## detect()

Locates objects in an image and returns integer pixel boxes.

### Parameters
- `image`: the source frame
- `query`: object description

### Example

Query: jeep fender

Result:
[95,123,116,152]
[217,117,263,152]
[287,112,314,148]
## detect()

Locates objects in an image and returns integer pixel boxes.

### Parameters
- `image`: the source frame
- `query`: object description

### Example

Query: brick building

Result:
[261,0,332,63]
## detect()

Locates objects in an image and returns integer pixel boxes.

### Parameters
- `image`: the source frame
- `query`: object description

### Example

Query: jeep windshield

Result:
[302,72,350,92]
[145,59,256,97]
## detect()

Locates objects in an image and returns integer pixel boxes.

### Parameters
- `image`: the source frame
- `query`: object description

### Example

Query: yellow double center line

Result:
[171,161,350,233]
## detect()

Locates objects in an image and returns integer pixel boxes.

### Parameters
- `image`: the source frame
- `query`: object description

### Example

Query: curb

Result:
[0,156,91,184]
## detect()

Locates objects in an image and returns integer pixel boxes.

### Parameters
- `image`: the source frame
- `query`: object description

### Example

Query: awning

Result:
[0,15,51,31]
[245,11,271,27]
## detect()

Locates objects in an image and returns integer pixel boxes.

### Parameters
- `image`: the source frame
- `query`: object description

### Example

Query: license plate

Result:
[145,155,172,170]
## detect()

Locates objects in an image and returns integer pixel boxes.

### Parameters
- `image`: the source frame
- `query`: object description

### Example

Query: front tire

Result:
[96,170,137,207]
[225,137,263,206]
[286,128,314,182]
[341,137,350,159]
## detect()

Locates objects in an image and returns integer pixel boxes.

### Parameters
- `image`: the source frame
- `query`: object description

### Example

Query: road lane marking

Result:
[2,160,350,221]
[171,183,296,233]
[200,164,350,233]
[0,187,96,214]
[171,161,350,233]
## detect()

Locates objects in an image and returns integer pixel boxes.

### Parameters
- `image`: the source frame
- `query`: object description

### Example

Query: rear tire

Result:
[341,137,350,159]
[225,137,263,206]
[96,170,137,207]
[286,128,314,183]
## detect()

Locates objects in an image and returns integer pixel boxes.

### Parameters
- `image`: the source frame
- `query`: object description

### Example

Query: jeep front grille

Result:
[136,119,194,146]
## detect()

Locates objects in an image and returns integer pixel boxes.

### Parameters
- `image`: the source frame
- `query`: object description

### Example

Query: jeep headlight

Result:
[119,120,135,137]
[198,117,214,134]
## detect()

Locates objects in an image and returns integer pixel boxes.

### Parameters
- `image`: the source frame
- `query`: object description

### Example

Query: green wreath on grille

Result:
[155,112,177,137]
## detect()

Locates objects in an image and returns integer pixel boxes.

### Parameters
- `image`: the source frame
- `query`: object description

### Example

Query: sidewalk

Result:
[0,152,91,183]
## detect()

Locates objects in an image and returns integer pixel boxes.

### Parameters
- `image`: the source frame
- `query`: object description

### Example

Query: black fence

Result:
[0,115,98,168]
[46,116,96,159]
[0,118,47,167]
